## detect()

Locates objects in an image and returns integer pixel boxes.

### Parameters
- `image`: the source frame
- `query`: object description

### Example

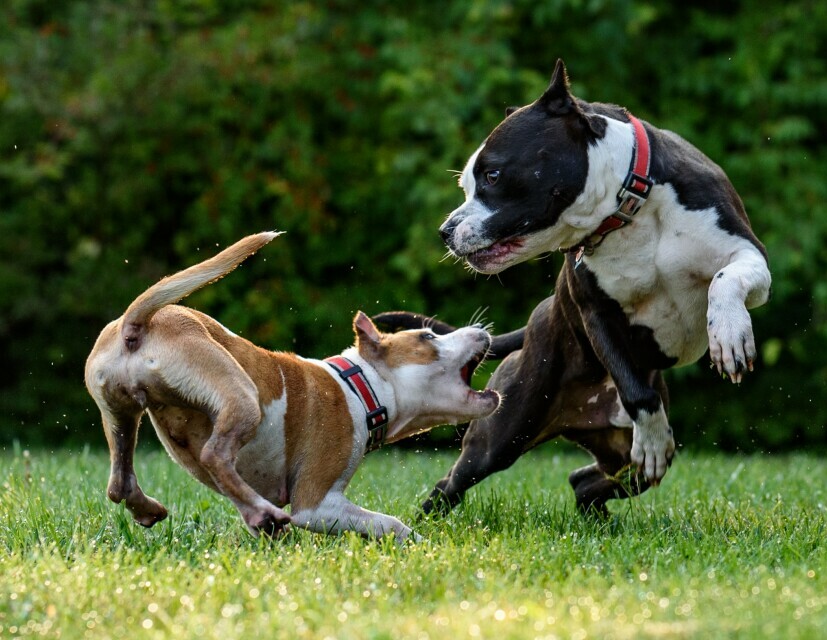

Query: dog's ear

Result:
[539,59,575,116]
[354,311,382,358]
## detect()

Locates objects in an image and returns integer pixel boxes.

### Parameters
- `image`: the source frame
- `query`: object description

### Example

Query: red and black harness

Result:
[325,356,389,452]
[570,113,653,265]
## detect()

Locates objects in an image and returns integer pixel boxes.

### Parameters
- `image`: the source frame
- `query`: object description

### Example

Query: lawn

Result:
[1,442,825,639]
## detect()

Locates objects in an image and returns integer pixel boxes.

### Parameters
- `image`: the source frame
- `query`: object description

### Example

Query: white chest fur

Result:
[582,184,763,366]
[235,391,288,504]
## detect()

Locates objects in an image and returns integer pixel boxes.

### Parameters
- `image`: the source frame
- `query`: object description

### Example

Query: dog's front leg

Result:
[707,249,771,384]
[291,493,420,543]
[576,309,674,485]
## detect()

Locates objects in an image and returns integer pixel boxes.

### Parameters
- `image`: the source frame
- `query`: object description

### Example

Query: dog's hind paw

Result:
[132,499,169,528]
[244,506,291,537]
[109,481,168,528]
[419,486,461,519]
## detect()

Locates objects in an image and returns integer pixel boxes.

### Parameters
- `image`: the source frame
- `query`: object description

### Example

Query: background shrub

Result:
[1,0,825,450]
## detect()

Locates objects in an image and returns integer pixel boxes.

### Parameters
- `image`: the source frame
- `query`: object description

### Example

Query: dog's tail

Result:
[121,231,282,351]
[372,311,525,360]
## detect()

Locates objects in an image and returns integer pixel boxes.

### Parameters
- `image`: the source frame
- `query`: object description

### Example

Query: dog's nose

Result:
[439,221,454,245]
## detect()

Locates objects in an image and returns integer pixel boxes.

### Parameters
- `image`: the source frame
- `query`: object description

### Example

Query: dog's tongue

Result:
[461,364,470,382]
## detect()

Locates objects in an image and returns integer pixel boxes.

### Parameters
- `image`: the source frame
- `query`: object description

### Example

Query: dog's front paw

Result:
[707,304,756,384]
[630,410,675,484]
[398,530,424,547]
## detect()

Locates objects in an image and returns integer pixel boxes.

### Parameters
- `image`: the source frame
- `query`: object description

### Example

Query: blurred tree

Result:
[0,0,824,450]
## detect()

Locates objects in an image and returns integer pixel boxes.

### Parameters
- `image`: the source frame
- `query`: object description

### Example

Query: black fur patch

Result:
[470,103,599,242]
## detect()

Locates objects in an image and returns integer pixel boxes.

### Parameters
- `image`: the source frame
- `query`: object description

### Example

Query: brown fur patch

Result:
[374,331,440,368]
[279,356,355,511]
[191,309,286,405]
[170,311,357,510]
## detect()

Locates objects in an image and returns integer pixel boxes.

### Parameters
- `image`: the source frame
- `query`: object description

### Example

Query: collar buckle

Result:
[616,171,653,218]
[365,407,389,450]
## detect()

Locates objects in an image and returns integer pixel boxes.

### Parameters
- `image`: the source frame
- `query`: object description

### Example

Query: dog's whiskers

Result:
[468,307,489,327]
[439,250,460,264]
[482,271,504,286]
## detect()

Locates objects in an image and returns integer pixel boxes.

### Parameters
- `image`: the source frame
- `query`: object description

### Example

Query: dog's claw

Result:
[707,305,757,384]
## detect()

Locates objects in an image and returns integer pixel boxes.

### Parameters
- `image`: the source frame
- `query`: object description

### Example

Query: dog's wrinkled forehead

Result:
[486,105,548,150]
[381,330,440,368]
[479,104,580,170]
[460,103,590,233]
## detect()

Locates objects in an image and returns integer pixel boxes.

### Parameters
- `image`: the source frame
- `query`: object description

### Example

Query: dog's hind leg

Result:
[566,429,651,517]
[199,404,291,537]
[565,372,668,515]
[101,407,169,527]
[86,323,168,527]
[373,311,527,360]
[422,297,564,517]
[167,333,291,537]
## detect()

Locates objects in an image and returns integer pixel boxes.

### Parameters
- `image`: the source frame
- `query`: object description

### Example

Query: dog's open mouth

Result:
[466,237,524,269]
[460,353,483,387]
[460,348,499,404]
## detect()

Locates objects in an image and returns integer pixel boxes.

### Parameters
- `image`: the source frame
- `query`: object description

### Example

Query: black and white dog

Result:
[377,59,770,515]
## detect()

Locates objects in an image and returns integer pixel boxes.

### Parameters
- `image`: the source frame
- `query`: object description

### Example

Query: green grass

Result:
[1,443,825,639]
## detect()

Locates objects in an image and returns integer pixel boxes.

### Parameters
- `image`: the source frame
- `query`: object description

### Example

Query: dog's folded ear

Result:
[354,311,383,357]
[539,58,575,116]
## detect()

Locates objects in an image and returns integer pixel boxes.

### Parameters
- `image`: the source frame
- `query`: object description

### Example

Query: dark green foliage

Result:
[0,0,824,449]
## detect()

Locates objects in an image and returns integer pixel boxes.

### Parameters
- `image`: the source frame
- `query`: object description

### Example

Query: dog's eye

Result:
[421,332,436,341]
[485,170,500,185]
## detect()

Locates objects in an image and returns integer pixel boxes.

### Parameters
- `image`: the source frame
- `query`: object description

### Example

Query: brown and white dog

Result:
[85,232,499,541]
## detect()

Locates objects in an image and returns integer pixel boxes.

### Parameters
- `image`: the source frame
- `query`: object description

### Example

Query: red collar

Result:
[325,356,389,452]
[571,113,653,263]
